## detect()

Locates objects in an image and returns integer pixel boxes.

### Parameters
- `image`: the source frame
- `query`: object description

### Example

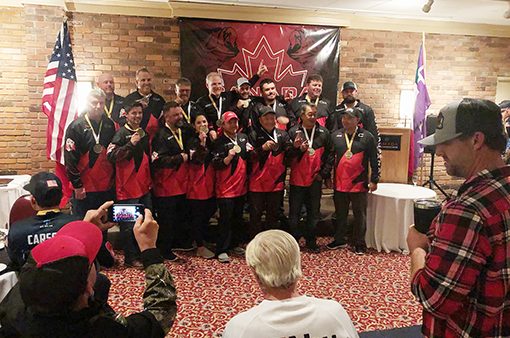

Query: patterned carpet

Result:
[103,237,422,337]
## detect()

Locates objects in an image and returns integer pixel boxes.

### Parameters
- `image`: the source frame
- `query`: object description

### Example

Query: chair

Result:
[9,194,36,227]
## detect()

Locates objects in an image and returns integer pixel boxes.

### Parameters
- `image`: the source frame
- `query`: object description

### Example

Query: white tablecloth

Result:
[0,175,31,229]
[0,271,18,302]
[365,183,436,253]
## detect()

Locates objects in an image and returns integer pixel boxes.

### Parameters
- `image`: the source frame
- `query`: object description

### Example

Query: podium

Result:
[378,127,411,183]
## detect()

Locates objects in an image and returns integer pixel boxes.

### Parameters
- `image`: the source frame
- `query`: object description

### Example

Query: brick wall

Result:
[1,5,509,191]
[338,29,510,191]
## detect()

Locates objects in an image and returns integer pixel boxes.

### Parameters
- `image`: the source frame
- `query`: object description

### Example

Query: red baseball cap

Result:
[19,221,102,313]
[222,111,239,123]
[31,220,102,267]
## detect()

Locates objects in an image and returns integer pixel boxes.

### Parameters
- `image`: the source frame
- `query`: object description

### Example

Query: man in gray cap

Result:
[230,77,254,132]
[407,98,510,337]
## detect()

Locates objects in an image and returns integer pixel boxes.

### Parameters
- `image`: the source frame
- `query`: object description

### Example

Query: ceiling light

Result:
[422,0,434,13]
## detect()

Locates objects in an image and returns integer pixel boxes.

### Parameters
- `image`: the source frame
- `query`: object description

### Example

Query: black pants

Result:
[333,191,368,248]
[118,193,152,263]
[288,181,322,246]
[153,194,191,255]
[188,198,216,247]
[72,189,114,219]
[216,195,246,255]
[249,191,283,239]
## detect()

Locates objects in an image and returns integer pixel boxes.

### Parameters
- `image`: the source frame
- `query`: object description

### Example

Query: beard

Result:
[175,119,184,128]
[343,95,356,104]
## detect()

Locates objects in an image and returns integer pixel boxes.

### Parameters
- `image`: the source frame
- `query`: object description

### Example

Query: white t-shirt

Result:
[223,295,359,338]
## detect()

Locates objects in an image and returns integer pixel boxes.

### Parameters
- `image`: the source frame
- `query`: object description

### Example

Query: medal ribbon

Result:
[104,99,114,118]
[302,125,316,150]
[262,127,278,143]
[306,95,319,106]
[182,103,191,124]
[344,127,358,156]
[124,123,143,135]
[166,123,184,150]
[209,95,223,120]
[84,114,103,145]
[224,133,238,147]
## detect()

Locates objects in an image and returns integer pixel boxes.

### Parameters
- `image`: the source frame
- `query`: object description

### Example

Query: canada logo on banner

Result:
[179,19,340,103]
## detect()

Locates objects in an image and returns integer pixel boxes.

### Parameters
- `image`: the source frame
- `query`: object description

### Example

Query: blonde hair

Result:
[245,230,302,289]
[87,88,106,100]
[206,72,223,85]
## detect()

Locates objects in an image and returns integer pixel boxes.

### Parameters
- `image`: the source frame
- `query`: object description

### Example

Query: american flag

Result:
[42,20,78,164]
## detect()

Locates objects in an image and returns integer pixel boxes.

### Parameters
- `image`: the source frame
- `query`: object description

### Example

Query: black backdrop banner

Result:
[179,19,340,103]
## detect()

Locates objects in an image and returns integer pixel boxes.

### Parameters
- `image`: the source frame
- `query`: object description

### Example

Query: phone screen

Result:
[109,204,144,223]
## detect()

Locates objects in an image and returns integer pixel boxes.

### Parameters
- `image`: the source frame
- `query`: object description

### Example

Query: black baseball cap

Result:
[342,107,362,119]
[258,106,276,117]
[23,172,63,205]
[342,81,358,91]
[499,100,510,109]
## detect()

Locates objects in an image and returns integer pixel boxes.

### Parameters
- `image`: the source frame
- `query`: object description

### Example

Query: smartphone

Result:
[108,204,144,223]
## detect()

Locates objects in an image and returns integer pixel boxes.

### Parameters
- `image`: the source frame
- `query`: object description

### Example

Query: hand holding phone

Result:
[108,204,145,223]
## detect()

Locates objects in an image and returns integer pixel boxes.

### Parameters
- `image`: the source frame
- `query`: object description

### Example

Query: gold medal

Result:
[344,127,357,161]
[93,144,103,154]
[199,125,209,134]
[308,148,315,156]
[137,129,146,138]
[233,144,242,154]
[216,119,222,127]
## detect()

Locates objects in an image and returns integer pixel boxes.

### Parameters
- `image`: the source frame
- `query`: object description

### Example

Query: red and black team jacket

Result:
[248,126,292,193]
[107,126,152,200]
[151,125,195,198]
[187,135,215,200]
[124,90,165,140]
[329,128,380,193]
[289,95,332,127]
[105,93,125,129]
[287,123,332,187]
[64,114,115,193]
[211,133,250,198]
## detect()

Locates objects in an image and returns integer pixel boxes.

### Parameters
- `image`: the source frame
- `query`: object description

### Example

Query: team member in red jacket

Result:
[248,106,292,238]
[65,89,115,218]
[287,104,332,253]
[107,101,152,267]
[151,101,195,261]
[124,68,165,140]
[327,108,379,255]
[211,112,251,263]
[187,113,217,259]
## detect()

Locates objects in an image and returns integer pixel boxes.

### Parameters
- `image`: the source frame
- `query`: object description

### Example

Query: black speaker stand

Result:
[422,152,450,199]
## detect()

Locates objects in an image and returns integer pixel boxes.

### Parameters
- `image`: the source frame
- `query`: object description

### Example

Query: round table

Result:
[365,183,436,253]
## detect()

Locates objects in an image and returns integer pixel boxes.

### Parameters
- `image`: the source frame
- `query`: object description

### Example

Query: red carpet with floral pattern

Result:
[103,237,422,337]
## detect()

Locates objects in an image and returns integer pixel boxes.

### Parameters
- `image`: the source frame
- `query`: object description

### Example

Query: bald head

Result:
[96,73,115,98]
